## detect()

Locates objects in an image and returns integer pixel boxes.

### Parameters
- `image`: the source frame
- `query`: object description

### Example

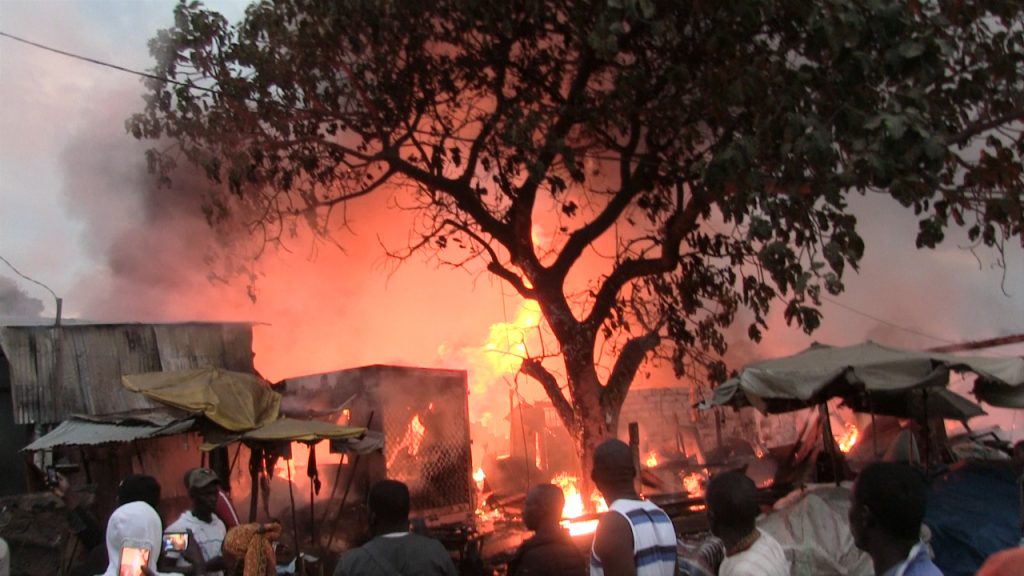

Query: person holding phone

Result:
[99,501,195,576]
[164,468,228,576]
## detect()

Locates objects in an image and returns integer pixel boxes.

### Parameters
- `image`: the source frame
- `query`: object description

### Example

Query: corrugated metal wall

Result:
[0,322,254,425]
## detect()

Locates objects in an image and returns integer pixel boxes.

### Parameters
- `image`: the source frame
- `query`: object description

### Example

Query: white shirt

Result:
[720,530,790,576]
[166,510,226,576]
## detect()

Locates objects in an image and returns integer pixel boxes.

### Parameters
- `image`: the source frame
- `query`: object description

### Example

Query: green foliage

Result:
[129,0,1023,433]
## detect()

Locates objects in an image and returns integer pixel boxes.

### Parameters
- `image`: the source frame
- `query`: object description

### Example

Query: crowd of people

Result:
[47,437,1022,576]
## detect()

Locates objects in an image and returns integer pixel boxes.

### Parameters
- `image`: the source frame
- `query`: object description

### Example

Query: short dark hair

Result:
[368,480,410,524]
[117,474,161,510]
[592,439,635,485]
[853,462,927,541]
[525,483,564,529]
[705,470,758,533]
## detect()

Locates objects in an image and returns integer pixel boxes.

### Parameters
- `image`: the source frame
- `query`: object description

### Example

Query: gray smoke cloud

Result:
[0,276,46,319]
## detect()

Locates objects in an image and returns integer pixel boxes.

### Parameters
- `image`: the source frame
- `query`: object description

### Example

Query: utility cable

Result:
[820,295,956,345]
[0,30,223,97]
[0,254,58,304]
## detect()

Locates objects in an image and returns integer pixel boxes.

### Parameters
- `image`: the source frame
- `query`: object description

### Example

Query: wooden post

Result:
[628,422,641,496]
[819,404,841,486]
[248,445,261,522]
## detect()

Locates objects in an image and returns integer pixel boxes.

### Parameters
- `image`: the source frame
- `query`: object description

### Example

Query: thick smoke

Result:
[56,80,1023,444]
[60,89,506,382]
[0,277,45,319]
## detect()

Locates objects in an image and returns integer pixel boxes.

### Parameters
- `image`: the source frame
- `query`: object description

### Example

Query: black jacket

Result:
[508,527,587,576]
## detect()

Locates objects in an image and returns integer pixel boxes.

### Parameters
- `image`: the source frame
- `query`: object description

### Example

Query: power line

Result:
[821,295,956,344]
[0,29,222,96]
[0,254,58,303]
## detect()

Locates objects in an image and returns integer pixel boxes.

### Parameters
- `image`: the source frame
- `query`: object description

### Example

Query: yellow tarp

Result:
[199,417,373,452]
[240,417,365,442]
[122,368,281,431]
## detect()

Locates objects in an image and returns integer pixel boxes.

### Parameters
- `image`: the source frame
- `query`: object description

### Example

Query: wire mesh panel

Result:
[378,368,474,520]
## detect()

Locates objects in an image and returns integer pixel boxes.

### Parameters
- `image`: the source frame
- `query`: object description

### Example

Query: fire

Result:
[481,300,542,375]
[273,455,298,481]
[387,414,429,468]
[837,424,859,453]
[409,415,426,455]
[643,448,659,467]
[553,473,608,537]
[473,467,486,490]
[681,472,704,499]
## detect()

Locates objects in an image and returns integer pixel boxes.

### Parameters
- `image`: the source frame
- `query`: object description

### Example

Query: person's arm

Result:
[53,474,104,550]
[202,556,226,572]
[593,513,637,576]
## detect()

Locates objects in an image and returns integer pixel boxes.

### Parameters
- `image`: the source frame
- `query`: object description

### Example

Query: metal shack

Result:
[280,365,475,527]
[0,321,254,574]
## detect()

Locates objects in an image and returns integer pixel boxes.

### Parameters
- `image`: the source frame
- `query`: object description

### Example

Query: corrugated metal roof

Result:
[0,322,254,425]
[23,416,196,450]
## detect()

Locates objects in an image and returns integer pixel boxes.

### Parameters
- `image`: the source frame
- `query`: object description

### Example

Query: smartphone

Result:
[45,466,58,487]
[118,542,151,576]
[162,532,189,553]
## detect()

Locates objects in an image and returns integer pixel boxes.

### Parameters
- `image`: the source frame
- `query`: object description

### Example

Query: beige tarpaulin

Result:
[704,341,1024,412]
[200,417,377,452]
[239,417,366,442]
[122,368,281,431]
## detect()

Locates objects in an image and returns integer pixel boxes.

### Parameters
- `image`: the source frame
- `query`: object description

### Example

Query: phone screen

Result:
[119,544,150,576]
[162,532,189,552]
[45,467,58,486]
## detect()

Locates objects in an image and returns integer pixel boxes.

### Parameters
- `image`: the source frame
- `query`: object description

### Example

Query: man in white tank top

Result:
[590,439,677,576]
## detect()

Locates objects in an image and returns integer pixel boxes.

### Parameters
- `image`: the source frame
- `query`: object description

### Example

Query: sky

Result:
[1,1,1023,440]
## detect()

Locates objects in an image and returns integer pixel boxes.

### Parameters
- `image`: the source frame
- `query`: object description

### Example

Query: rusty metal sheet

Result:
[23,416,196,450]
[1,323,255,425]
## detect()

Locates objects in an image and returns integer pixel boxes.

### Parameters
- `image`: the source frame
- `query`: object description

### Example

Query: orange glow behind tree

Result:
[129,0,1024,495]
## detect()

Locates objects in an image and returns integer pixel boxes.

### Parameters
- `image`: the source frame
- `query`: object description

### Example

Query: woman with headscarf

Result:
[222,523,281,576]
[98,501,190,576]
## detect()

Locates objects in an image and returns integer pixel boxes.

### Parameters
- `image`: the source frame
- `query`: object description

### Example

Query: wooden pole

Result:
[326,412,375,550]
[819,403,841,486]
[248,446,261,523]
[628,422,641,496]
[926,333,1024,353]
[287,453,301,559]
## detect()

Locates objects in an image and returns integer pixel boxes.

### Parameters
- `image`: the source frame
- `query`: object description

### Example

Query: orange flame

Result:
[645,451,659,468]
[274,458,296,481]
[481,300,542,376]
[837,424,859,453]
[553,473,608,536]
[681,472,704,499]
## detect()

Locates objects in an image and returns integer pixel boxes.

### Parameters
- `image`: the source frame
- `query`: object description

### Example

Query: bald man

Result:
[590,439,676,576]
[508,484,586,576]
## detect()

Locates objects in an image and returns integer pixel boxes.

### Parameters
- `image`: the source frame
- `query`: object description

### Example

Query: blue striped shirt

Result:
[590,499,676,576]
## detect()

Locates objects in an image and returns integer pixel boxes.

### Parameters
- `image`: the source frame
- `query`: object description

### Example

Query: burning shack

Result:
[280,365,475,528]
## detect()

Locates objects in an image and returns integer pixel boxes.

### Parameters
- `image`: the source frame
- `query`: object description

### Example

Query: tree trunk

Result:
[564,362,626,509]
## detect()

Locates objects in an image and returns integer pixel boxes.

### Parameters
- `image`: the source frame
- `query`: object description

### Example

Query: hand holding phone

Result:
[119,542,151,576]
[162,532,189,553]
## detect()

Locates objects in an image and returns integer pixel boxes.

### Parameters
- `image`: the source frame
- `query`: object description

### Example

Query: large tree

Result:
[130,0,1023,482]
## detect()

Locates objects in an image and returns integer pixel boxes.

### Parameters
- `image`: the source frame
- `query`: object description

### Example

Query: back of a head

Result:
[105,501,162,574]
[854,462,927,541]
[592,439,635,486]
[705,470,759,533]
[368,479,410,524]
[524,483,565,530]
[117,474,161,510]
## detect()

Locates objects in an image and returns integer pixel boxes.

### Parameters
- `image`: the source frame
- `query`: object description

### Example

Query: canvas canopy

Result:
[201,417,379,454]
[704,341,1024,413]
[122,368,281,431]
